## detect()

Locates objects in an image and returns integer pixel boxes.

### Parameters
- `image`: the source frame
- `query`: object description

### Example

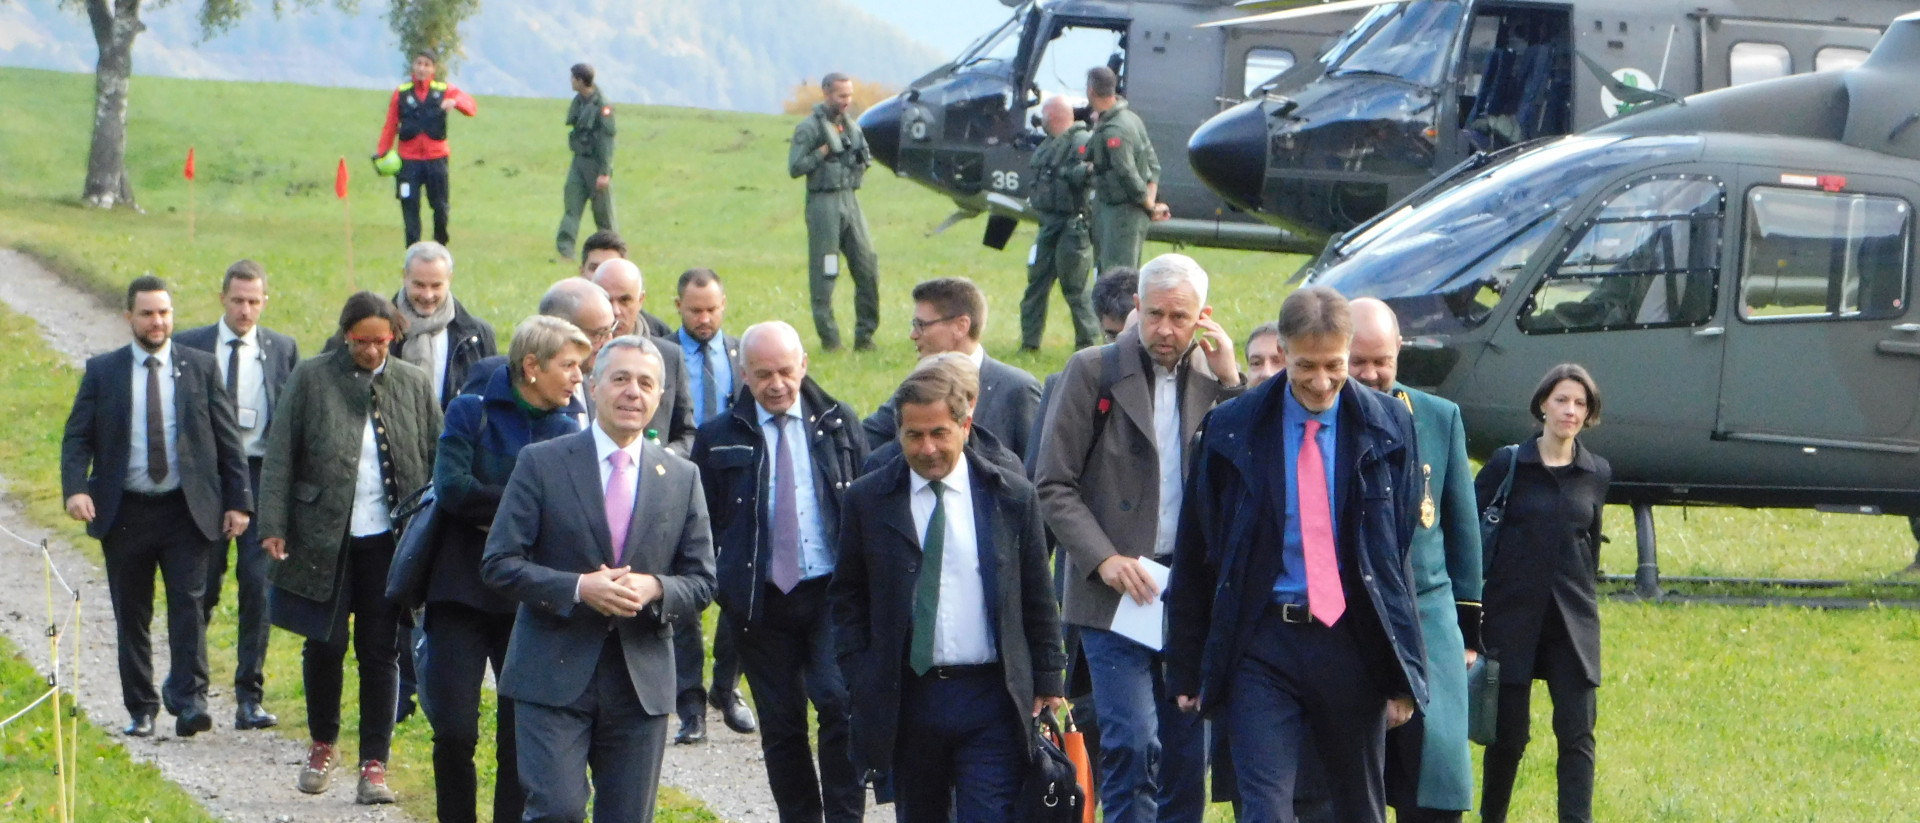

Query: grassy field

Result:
[3,65,1920,821]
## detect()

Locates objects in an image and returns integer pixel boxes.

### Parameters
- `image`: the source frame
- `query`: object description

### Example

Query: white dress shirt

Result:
[759,400,834,579]
[217,320,270,458]
[424,328,450,404]
[910,456,996,666]
[575,424,646,602]
[125,341,181,494]
[349,362,393,536]
[1151,362,1184,559]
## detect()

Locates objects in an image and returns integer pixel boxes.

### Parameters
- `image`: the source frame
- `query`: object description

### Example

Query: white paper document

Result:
[1108,557,1172,651]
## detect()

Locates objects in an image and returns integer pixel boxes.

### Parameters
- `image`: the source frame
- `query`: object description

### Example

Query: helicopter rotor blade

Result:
[1201,0,1404,29]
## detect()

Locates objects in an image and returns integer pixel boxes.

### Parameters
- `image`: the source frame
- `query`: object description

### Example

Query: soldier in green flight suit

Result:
[1020,95,1101,351]
[1084,66,1169,273]
[556,63,616,260]
[788,72,880,352]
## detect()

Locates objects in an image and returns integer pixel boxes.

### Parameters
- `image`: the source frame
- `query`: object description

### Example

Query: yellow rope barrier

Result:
[44,543,69,823]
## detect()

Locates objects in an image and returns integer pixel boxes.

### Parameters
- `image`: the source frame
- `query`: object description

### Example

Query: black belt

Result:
[122,488,185,502]
[1265,601,1315,625]
[918,662,1001,680]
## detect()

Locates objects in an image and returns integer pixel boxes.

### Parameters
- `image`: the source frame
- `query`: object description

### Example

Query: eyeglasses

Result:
[586,323,618,343]
[909,314,962,333]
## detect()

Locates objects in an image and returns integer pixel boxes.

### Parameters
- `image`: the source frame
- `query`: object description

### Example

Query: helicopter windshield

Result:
[955,5,1027,69]
[1323,0,1466,88]
[1312,135,1705,322]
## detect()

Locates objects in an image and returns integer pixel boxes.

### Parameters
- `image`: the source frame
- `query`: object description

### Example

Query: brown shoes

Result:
[356,759,397,805]
[296,741,335,794]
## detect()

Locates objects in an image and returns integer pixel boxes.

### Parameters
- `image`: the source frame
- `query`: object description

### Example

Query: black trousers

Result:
[102,490,215,718]
[397,157,450,246]
[303,533,402,763]
[673,604,744,721]
[422,601,522,823]
[731,577,866,823]
[1225,608,1390,823]
[1480,609,1596,823]
[202,458,271,704]
[516,635,668,823]
[892,666,1027,823]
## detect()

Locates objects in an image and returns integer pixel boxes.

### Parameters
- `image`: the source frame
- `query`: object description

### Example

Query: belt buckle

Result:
[1281,603,1309,624]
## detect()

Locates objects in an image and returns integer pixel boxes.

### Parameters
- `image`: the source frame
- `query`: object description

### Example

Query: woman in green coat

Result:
[259,292,441,805]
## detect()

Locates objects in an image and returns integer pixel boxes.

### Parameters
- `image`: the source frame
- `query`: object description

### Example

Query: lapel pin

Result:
[655,463,666,476]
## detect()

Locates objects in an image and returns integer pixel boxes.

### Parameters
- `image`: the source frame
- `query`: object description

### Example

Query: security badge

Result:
[1395,390,1437,529]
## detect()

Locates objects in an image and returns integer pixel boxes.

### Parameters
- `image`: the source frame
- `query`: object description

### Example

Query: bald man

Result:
[590,258,672,339]
[691,321,870,822]
[1021,95,1100,351]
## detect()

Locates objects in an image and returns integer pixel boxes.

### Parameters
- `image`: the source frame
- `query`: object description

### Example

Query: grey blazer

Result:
[863,353,1042,458]
[481,430,716,714]
[1034,326,1242,628]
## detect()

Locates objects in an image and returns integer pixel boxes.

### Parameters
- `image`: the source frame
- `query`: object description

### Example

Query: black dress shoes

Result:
[235,701,278,730]
[123,713,155,737]
[176,709,213,738]
[711,690,758,734]
[673,713,707,745]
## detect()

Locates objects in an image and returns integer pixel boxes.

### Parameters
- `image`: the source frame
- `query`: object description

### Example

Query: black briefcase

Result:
[1467,654,1501,746]
[1018,711,1086,823]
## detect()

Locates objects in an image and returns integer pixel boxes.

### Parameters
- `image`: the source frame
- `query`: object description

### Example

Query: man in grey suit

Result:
[174,260,298,731]
[482,335,716,823]
[864,277,1042,460]
[1035,254,1244,823]
[62,276,253,738]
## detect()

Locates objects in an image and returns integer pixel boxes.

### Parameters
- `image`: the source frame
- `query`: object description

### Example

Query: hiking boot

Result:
[356,759,397,805]
[296,741,335,794]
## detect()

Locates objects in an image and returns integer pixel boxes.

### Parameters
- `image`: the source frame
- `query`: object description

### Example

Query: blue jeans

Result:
[1078,627,1206,823]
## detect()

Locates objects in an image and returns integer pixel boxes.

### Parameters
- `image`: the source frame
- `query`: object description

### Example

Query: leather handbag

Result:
[1467,654,1501,746]
[1479,444,1520,562]
[1019,711,1087,823]
[383,482,441,611]
[1060,706,1096,823]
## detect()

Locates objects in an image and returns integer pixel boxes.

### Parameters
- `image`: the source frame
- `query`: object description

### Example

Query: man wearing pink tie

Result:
[1166,286,1428,823]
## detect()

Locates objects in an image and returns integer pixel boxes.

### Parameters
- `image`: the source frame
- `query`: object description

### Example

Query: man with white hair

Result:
[1035,253,1242,823]
[390,241,497,408]
[690,321,870,822]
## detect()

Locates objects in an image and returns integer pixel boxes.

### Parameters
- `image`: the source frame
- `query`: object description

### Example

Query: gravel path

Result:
[0,248,890,823]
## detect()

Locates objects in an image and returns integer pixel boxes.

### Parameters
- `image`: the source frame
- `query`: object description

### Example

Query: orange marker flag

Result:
[185,146,197,241]
[183,147,196,180]
[337,157,355,289]
[335,157,349,199]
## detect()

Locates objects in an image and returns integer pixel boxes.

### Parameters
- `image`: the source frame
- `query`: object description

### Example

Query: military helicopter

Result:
[858,0,1363,252]
[1192,0,1920,252]
[1301,10,1920,597]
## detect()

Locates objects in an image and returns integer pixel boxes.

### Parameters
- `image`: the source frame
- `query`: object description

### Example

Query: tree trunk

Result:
[81,0,144,210]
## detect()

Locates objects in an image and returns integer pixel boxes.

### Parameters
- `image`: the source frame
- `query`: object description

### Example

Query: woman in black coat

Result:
[424,316,588,823]
[1475,363,1612,823]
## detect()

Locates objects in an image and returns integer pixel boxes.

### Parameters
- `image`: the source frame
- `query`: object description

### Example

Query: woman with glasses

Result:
[259,292,442,804]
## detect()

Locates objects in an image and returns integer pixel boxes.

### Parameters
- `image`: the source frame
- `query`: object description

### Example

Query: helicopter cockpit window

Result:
[1815,47,1871,73]
[1740,188,1911,322]
[1520,176,1725,334]
[1244,48,1297,97]
[957,9,1024,69]
[1324,0,1466,88]
[1729,42,1792,86]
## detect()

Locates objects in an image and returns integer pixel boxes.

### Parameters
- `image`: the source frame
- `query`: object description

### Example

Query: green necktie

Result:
[909,480,947,676]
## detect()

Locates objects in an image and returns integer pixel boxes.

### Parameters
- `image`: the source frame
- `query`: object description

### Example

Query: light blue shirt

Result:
[125,342,181,494]
[1274,385,1340,602]
[758,400,833,580]
[681,328,735,424]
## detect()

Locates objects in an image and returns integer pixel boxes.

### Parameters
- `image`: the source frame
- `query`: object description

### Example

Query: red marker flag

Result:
[335,157,349,199]
[183,147,196,180]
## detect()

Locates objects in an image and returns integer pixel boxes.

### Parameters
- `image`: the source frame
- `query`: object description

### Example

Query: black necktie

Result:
[698,340,719,422]
[145,356,167,483]
[225,339,242,402]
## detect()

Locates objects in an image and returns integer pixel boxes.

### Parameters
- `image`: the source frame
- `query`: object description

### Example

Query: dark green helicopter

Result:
[1303,10,1920,597]
[1192,0,1919,251]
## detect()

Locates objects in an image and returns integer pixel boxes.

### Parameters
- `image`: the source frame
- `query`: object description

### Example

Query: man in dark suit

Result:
[668,266,755,742]
[1034,254,1243,823]
[831,359,1066,821]
[578,229,673,337]
[690,321,868,823]
[1166,286,1428,823]
[481,335,715,823]
[61,276,252,738]
[864,277,1041,460]
[174,260,298,731]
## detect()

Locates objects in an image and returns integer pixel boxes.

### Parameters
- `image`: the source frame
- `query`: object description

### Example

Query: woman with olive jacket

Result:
[259,292,441,805]
[424,316,588,823]
[1474,364,1611,823]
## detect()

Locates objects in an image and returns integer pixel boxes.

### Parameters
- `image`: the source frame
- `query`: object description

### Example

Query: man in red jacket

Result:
[375,50,477,247]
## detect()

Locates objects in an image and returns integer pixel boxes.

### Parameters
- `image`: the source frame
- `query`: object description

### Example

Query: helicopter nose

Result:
[1187,99,1267,212]
[859,95,903,170]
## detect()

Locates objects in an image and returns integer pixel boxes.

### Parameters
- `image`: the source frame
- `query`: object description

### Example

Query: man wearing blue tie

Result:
[1167,286,1428,822]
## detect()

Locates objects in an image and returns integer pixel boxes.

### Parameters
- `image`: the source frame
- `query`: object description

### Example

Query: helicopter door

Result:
[1478,172,1728,482]
[1448,2,1574,162]
[1715,170,1920,455]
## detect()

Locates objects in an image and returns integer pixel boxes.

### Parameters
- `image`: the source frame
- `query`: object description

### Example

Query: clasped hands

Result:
[579,564,663,618]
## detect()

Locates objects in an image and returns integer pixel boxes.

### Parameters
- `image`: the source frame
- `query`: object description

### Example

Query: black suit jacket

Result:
[830,446,1066,779]
[481,430,716,713]
[61,344,253,541]
[174,322,300,442]
[863,353,1043,458]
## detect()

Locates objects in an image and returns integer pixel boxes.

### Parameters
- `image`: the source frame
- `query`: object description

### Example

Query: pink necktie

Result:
[606,450,634,565]
[1300,419,1344,626]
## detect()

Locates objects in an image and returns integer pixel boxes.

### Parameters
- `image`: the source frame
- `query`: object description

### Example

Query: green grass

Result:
[4,65,1920,820]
